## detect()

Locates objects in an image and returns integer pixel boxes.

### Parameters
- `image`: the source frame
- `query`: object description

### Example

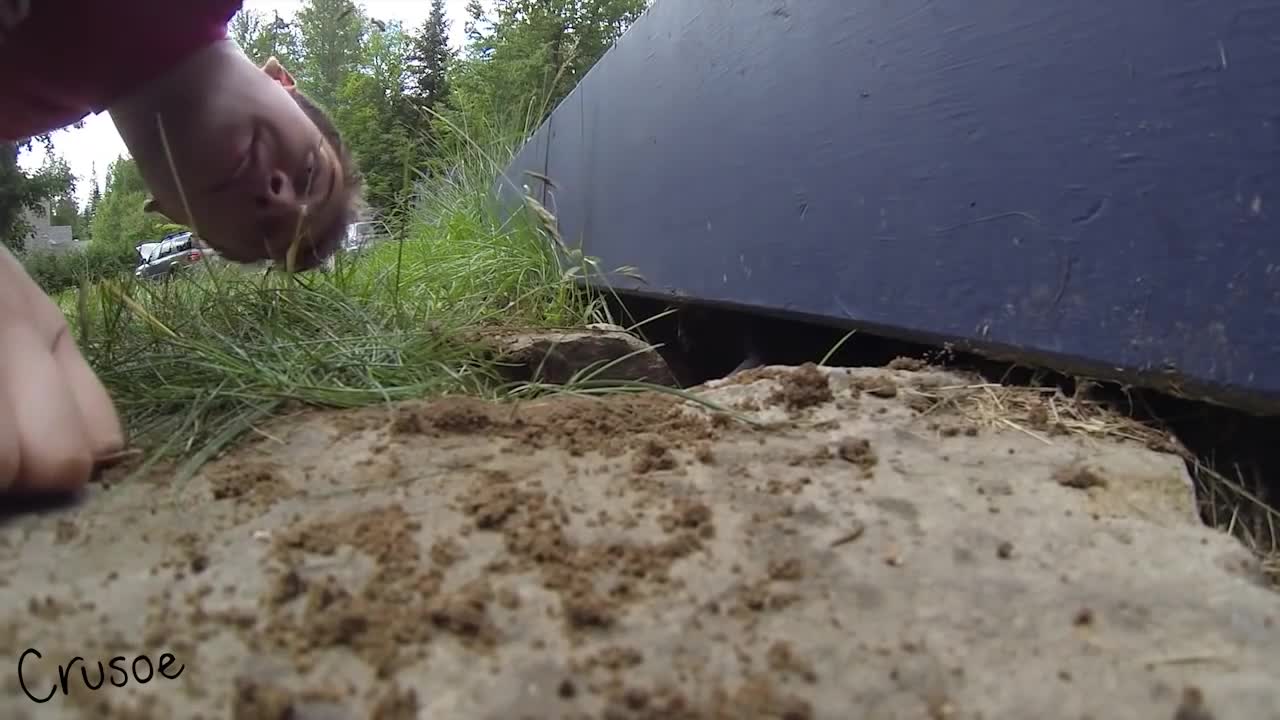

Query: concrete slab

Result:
[1,364,1277,719]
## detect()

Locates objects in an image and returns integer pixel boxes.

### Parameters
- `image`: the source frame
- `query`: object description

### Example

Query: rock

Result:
[479,326,678,387]
[2,365,1277,719]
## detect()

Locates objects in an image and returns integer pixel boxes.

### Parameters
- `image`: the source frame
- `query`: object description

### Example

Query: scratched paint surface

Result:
[502,0,1280,411]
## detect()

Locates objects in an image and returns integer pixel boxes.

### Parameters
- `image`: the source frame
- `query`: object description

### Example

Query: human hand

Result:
[0,247,124,495]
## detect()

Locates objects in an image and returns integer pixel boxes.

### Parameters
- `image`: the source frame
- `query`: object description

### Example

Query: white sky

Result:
[17,0,478,206]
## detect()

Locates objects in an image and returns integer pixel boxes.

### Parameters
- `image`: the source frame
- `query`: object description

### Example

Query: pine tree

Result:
[407,0,454,111]
[83,162,102,238]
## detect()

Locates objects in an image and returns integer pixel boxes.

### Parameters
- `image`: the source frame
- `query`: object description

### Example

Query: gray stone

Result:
[0,365,1276,719]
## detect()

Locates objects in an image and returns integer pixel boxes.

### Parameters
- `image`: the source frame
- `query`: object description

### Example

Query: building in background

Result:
[21,201,84,255]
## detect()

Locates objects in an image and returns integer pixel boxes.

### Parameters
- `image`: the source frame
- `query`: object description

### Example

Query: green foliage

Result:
[441,0,648,145]
[407,0,454,111]
[229,8,303,68]
[332,22,425,211]
[83,163,103,230]
[90,156,169,253]
[0,141,76,252]
[22,242,137,297]
[295,0,367,111]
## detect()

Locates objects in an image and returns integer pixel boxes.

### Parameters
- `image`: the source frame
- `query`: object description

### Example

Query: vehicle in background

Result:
[342,221,382,254]
[319,220,389,272]
[134,231,211,280]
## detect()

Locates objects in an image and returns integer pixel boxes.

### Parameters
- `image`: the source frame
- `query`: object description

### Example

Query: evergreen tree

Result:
[407,0,454,112]
[84,162,102,231]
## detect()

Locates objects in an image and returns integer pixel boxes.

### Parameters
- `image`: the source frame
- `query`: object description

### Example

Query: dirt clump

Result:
[586,675,814,720]
[659,497,715,537]
[634,435,679,473]
[768,363,833,411]
[370,685,420,720]
[208,460,292,508]
[766,641,818,684]
[731,579,802,617]
[1055,464,1108,490]
[428,578,500,647]
[848,374,899,399]
[572,645,646,673]
[767,557,805,581]
[836,436,878,476]
[710,676,815,720]
[887,356,928,371]
[865,378,898,398]
[786,445,833,469]
[230,677,349,720]
[1172,686,1215,720]
[54,518,80,544]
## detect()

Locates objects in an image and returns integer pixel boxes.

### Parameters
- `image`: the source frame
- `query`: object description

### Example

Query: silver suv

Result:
[319,221,387,272]
[134,231,213,280]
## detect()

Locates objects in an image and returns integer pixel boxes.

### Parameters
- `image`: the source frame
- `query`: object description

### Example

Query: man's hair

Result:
[289,91,363,270]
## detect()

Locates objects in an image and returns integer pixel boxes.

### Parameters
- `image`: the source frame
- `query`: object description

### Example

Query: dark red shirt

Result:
[0,0,243,141]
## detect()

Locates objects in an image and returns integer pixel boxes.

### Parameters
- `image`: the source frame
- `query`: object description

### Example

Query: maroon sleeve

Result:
[0,0,244,141]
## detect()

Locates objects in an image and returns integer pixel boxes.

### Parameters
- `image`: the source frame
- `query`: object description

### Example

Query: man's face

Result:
[139,59,347,269]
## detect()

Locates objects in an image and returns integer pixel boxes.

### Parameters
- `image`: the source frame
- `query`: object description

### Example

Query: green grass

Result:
[59,128,622,478]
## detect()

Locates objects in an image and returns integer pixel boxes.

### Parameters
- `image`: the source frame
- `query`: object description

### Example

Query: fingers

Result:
[0,383,19,493]
[0,247,121,496]
[52,328,126,460]
[0,322,95,494]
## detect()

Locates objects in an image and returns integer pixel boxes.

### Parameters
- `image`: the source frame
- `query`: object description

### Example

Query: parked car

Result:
[342,221,383,254]
[134,231,211,280]
[319,220,389,272]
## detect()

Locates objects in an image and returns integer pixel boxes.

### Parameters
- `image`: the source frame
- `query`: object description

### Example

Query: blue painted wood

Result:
[501,0,1280,412]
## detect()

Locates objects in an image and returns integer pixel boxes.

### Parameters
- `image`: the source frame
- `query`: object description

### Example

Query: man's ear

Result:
[261,56,297,92]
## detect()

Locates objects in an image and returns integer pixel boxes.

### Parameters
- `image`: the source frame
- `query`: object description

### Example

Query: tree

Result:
[407,0,455,112]
[90,156,168,253]
[83,162,102,232]
[442,0,649,146]
[37,153,85,236]
[0,141,75,253]
[333,20,424,210]
[230,8,302,69]
[295,0,367,111]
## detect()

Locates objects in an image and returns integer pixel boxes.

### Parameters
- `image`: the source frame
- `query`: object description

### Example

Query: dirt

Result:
[1054,463,1108,490]
[388,392,721,458]
[208,461,294,507]
[183,392,729,709]
[765,363,834,411]
[835,436,877,476]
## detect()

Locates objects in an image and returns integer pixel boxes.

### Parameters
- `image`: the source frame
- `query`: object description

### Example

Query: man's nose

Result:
[256,169,298,216]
